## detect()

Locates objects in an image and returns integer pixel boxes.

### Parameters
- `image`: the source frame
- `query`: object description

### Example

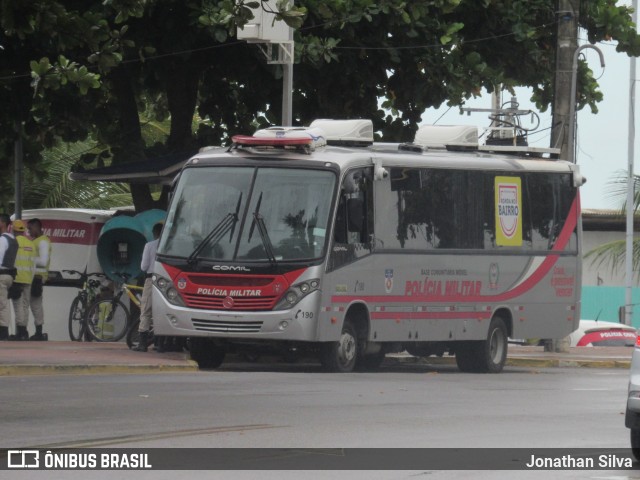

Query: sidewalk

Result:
[0,342,634,376]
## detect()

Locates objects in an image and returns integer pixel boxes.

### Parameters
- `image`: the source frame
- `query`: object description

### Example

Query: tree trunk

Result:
[166,62,200,150]
[111,66,154,212]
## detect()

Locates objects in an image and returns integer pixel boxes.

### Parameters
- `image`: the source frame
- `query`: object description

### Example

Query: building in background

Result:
[582,209,640,327]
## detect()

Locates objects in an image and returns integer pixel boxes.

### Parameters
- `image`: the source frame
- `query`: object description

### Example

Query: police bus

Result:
[152,119,583,372]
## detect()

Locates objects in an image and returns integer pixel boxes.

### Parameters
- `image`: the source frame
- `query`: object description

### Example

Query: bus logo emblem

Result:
[385,269,394,293]
[177,278,187,290]
[223,296,235,309]
[489,263,499,289]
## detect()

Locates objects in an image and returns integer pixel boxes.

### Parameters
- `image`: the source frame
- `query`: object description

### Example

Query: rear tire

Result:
[455,343,481,373]
[68,296,86,341]
[455,316,508,373]
[320,321,359,373]
[86,299,130,342]
[190,338,225,369]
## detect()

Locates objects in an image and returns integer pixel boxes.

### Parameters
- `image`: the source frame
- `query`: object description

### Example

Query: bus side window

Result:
[329,167,374,270]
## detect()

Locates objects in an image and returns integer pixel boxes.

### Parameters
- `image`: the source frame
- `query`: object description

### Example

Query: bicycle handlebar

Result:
[63,270,105,279]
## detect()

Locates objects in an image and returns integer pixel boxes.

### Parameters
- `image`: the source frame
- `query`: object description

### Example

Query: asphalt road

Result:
[0,362,637,479]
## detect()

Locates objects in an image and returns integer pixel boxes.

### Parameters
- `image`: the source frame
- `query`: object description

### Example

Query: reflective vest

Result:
[32,235,51,280]
[14,235,35,285]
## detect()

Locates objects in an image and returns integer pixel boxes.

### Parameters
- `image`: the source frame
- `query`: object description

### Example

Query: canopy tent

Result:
[69,151,195,185]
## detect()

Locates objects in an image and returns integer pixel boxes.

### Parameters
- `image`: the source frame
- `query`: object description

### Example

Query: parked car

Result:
[568,320,637,347]
[625,333,640,461]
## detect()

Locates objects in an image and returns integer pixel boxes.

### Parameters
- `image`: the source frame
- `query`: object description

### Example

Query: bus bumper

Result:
[152,288,321,342]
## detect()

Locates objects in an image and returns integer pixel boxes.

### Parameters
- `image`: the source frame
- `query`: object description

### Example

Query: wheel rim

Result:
[489,326,506,364]
[338,330,357,367]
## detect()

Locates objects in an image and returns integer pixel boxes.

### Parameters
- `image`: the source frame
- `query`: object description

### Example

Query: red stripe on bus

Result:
[371,311,492,320]
[331,196,578,306]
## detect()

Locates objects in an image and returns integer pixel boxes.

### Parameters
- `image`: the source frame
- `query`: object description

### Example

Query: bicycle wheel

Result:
[86,299,130,342]
[68,296,86,341]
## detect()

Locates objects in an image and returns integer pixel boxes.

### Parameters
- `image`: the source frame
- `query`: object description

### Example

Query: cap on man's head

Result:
[13,219,26,232]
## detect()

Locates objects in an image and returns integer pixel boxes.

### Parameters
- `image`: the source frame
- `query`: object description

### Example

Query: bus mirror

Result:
[374,165,388,181]
[347,198,364,232]
[572,167,586,187]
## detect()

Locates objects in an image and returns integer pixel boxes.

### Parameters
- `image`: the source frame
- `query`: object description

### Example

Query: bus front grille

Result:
[192,319,263,333]
[183,294,278,311]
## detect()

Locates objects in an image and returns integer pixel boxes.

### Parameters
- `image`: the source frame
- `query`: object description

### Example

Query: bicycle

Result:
[65,270,105,341]
[84,272,144,342]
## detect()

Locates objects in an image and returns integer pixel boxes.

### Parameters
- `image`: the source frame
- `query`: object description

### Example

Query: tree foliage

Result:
[1,0,639,211]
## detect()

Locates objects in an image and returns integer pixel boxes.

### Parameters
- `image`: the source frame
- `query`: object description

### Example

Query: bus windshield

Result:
[158,166,336,262]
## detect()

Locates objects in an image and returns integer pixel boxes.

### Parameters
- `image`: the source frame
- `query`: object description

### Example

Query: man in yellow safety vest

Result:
[9,219,35,341]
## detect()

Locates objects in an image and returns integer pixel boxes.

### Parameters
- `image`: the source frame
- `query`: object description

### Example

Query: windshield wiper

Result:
[187,193,242,264]
[247,192,277,265]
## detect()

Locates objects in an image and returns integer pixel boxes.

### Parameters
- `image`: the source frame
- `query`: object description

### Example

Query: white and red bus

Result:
[152,120,583,372]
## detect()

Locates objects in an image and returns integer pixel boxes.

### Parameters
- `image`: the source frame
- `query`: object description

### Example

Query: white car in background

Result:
[568,320,637,347]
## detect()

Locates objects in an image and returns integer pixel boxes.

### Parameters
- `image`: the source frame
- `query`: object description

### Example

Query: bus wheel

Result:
[320,321,358,373]
[481,316,508,373]
[455,316,508,373]
[455,343,480,373]
[356,351,386,371]
[190,338,225,370]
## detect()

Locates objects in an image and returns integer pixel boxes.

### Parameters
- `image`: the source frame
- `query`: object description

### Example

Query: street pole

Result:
[551,0,579,159]
[281,1,293,126]
[282,49,293,125]
[625,0,638,326]
[567,45,605,164]
[14,122,23,220]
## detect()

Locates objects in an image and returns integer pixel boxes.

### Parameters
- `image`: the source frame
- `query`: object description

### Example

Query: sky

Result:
[419,34,634,212]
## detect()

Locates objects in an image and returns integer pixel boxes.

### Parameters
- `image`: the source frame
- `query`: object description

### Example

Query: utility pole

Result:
[551,0,579,160]
[625,0,638,326]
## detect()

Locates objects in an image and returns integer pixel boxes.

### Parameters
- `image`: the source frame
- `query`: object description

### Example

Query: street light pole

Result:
[567,44,605,164]
[625,0,638,326]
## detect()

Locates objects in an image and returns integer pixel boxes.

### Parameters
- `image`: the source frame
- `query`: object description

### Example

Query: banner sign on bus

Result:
[495,176,522,246]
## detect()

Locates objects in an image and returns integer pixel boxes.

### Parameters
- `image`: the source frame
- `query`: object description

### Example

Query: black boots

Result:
[133,331,149,352]
[9,325,28,341]
[0,326,8,341]
[29,325,48,341]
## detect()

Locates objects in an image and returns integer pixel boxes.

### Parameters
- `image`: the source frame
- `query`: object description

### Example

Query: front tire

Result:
[320,321,359,373]
[356,351,386,371]
[68,297,86,341]
[190,338,225,369]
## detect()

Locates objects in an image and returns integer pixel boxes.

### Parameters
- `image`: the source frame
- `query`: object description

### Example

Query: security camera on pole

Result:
[237,0,294,126]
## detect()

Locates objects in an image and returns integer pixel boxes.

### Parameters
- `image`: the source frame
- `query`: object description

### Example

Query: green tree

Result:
[1,1,639,211]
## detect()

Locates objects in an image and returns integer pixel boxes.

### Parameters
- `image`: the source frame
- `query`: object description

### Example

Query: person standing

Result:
[133,222,163,352]
[0,215,18,341]
[10,219,35,341]
[27,218,51,341]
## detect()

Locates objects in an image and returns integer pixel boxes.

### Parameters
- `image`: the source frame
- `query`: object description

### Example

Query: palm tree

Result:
[584,172,640,278]
[22,141,131,210]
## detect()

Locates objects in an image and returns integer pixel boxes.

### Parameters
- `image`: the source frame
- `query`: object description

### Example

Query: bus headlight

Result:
[274,279,320,310]
[154,275,185,307]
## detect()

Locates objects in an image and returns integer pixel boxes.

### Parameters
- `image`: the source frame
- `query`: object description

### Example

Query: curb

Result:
[0,362,198,377]
[385,355,631,369]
